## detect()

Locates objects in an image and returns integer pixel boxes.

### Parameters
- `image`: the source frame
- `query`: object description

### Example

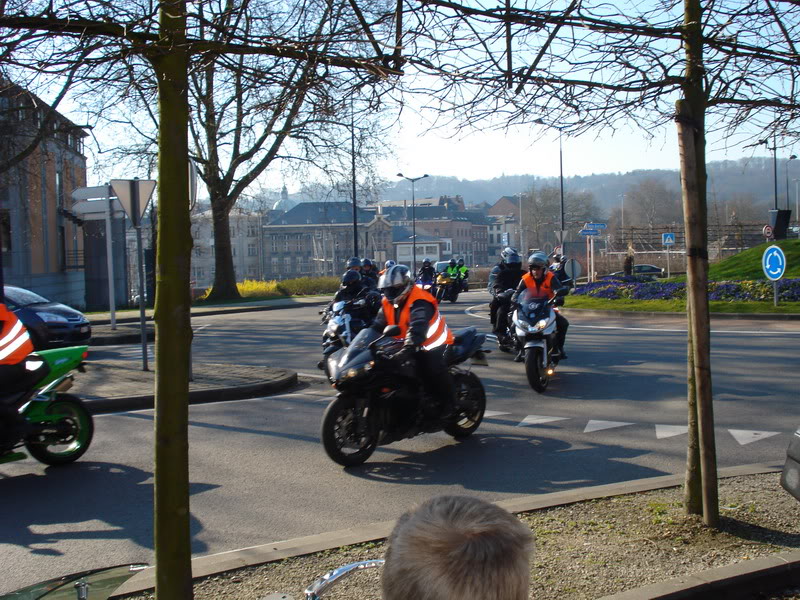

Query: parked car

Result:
[609,264,666,279]
[2,285,91,350]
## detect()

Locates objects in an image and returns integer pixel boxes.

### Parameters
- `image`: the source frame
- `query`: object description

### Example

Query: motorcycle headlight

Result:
[535,319,549,331]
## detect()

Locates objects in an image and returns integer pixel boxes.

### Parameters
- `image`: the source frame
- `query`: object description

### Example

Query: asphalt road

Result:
[1,291,798,593]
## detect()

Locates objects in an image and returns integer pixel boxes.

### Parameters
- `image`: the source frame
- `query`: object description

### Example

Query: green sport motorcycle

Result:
[0,346,94,466]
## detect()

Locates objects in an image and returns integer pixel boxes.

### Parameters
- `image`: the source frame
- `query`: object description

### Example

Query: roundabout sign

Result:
[762,245,787,306]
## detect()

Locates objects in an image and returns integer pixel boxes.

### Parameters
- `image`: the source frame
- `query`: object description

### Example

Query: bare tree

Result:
[624,178,683,228]
[396,0,800,526]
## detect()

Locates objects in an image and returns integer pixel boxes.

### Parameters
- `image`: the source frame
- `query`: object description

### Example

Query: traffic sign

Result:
[563,258,582,281]
[662,232,676,246]
[579,229,600,236]
[111,179,156,227]
[763,225,774,239]
[762,245,787,281]
[585,222,607,230]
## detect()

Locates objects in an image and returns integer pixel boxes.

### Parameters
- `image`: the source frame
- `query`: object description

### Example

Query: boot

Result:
[514,350,524,362]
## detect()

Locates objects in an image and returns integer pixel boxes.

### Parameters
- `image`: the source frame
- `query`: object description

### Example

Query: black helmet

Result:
[501,247,521,265]
[449,258,456,267]
[361,258,373,269]
[347,256,361,269]
[528,251,548,270]
[457,258,464,266]
[341,270,361,288]
[422,258,431,267]
[378,265,413,302]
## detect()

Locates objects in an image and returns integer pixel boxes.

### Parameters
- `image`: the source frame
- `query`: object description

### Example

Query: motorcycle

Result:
[508,288,567,392]
[0,563,148,599]
[415,276,437,299]
[435,271,459,303]
[0,345,94,466]
[320,325,489,466]
[318,295,376,381]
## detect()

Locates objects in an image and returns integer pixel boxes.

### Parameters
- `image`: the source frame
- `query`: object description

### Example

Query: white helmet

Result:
[378,264,413,302]
[528,251,548,269]
[384,259,396,269]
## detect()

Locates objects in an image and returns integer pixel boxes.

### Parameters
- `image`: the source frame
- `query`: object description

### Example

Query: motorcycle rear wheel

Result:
[24,394,94,465]
[444,371,486,438]
[321,395,377,467]
[525,348,549,392]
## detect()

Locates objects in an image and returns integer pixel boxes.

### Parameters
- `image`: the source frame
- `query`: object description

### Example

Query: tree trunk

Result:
[151,1,195,596]
[684,296,702,515]
[206,198,241,301]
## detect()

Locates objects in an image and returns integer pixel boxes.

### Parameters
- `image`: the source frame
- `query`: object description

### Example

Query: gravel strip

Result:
[121,473,800,600]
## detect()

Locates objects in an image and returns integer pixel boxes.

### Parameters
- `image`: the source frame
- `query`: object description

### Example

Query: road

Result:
[1,291,798,592]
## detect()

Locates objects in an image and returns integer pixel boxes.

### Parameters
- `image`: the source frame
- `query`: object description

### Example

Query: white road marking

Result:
[584,420,634,433]
[655,424,689,439]
[483,410,511,418]
[518,415,569,427]
[729,429,781,446]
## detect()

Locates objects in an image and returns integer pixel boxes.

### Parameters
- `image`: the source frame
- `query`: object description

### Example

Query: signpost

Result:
[662,232,676,278]
[111,179,156,371]
[579,222,606,282]
[762,244,787,307]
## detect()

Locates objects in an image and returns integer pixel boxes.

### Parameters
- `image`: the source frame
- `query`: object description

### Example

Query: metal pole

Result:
[518,193,525,255]
[559,129,565,233]
[772,135,778,210]
[351,98,358,257]
[666,245,671,278]
[105,192,117,330]
[795,178,799,228]
[412,180,416,274]
[130,179,149,371]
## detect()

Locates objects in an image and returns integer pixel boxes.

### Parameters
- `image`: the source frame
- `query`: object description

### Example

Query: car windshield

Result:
[435,261,450,272]
[4,286,50,307]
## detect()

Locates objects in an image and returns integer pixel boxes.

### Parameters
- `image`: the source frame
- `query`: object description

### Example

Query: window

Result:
[247,223,258,237]
[194,248,203,257]
[248,243,257,257]
[247,264,258,276]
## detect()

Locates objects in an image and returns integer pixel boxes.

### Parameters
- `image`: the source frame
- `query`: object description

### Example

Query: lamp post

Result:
[397,173,428,274]
[533,118,565,244]
[760,136,779,210]
[787,154,797,212]
[351,97,358,257]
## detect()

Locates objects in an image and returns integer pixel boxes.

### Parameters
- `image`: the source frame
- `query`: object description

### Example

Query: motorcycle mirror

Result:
[383,325,401,337]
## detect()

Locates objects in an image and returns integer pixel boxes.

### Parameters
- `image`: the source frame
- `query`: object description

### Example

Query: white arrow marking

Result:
[655,424,689,439]
[584,420,634,433]
[729,429,780,446]
[483,410,511,418]
[518,415,569,427]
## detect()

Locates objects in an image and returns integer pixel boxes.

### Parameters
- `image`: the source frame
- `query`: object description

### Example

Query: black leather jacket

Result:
[489,263,525,298]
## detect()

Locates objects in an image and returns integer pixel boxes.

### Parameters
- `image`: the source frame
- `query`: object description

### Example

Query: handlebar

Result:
[305,560,384,599]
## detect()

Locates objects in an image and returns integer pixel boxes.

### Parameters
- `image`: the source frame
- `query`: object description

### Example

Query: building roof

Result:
[267,202,375,225]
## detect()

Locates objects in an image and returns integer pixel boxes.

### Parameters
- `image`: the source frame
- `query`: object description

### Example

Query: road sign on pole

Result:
[579,229,600,236]
[110,179,156,227]
[763,245,787,307]
[662,232,676,246]
[586,222,607,230]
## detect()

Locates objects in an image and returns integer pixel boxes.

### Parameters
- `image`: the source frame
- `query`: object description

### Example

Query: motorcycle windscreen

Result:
[329,327,381,380]
[0,564,148,600]
[516,288,550,320]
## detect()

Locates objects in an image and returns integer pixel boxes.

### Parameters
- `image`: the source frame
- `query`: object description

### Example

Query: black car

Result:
[609,264,666,279]
[3,285,91,349]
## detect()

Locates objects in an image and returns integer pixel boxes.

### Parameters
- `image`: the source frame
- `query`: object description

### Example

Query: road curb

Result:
[111,463,786,597]
[562,308,800,320]
[85,371,298,414]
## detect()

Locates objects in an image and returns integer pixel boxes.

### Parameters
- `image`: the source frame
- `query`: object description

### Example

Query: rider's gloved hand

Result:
[394,344,418,363]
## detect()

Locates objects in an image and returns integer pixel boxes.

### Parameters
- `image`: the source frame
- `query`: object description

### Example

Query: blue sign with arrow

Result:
[762,245,786,281]
[579,229,600,236]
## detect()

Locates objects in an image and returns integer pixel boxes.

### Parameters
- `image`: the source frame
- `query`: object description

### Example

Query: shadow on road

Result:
[345,433,666,495]
[0,461,216,555]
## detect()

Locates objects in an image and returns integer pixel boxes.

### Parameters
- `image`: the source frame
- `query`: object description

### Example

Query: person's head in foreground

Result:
[382,495,533,600]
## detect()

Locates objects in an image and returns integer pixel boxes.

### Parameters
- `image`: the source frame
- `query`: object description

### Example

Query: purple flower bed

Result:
[573,278,800,302]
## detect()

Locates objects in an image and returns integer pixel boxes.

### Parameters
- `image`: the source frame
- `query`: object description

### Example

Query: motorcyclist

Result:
[416,258,436,285]
[326,270,379,320]
[549,252,573,290]
[361,258,379,289]
[372,265,457,422]
[379,260,396,276]
[445,258,459,278]
[0,302,45,445]
[456,258,469,291]
[512,251,570,361]
[488,247,525,340]
[344,256,362,278]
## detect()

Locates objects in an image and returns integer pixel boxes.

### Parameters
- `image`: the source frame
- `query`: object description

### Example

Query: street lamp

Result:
[759,136,779,210]
[397,172,429,274]
[787,154,797,212]
[533,119,565,243]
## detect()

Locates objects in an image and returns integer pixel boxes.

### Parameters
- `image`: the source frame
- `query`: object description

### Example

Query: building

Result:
[0,80,89,307]
[262,202,392,279]
[392,226,449,269]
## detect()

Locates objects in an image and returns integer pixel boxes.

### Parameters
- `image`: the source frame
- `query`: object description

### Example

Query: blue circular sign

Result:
[762,245,787,281]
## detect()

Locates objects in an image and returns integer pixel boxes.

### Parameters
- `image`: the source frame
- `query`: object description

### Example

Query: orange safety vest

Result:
[0,303,34,365]
[381,286,454,351]
[521,271,556,300]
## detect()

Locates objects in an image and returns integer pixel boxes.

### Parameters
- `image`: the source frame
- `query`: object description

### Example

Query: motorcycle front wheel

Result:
[444,371,486,438]
[449,289,459,303]
[321,395,377,467]
[525,348,549,392]
[25,394,94,465]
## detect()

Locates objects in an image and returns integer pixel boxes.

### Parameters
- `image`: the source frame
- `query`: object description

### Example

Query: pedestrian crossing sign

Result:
[662,233,676,246]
